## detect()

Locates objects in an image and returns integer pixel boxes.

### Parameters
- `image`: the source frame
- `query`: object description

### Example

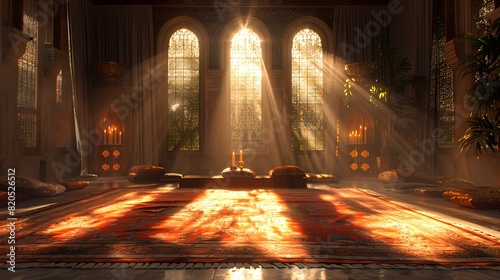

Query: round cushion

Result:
[58,179,90,191]
[378,169,407,183]
[127,165,166,183]
[221,168,256,178]
[268,165,306,178]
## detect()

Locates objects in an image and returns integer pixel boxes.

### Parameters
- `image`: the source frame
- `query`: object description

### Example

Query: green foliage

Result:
[459,19,500,154]
[460,110,500,154]
[343,42,426,131]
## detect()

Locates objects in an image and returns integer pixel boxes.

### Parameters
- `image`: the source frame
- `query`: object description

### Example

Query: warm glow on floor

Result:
[40,190,166,239]
[14,186,499,264]
[151,189,309,256]
[319,190,478,259]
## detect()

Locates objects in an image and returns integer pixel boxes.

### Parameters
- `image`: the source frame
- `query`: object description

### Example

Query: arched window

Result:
[167,28,200,151]
[291,28,324,151]
[230,28,262,150]
[17,0,39,149]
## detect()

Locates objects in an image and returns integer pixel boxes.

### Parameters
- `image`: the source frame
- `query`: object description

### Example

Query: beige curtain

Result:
[68,2,159,175]
[91,5,159,165]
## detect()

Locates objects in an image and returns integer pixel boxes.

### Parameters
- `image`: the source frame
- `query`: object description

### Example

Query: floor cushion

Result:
[58,179,90,191]
[450,193,500,210]
[127,165,166,183]
[269,165,306,178]
[378,170,477,190]
[0,176,66,198]
[221,168,256,178]
[443,186,500,201]
[437,177,476,188]
[378,168,412,183]
[382,182,441,193]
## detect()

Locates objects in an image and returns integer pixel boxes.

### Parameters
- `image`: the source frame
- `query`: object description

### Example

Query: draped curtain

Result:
[67,0,93,175]
[332,6,388,64]
[68,2,158,175]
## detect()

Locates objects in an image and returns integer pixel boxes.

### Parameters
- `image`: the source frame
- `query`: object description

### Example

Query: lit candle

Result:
[114,127,117,144]
[240,150,243,162]
[104,129,107,144]
[364,126,367,144]
[109,129,112,144]
[232,151,235,166]
[119,131,122,144]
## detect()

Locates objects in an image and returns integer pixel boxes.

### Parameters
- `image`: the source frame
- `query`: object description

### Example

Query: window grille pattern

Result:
[471,0,496,35]
[54,69,71,147]
[291,28,324,151]
[430,4,455,148]
[17,0,38,148]
[167,28,200,151]
[230,28,263,150]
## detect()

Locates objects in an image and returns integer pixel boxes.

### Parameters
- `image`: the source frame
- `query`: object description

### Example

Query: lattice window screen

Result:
[430,8,454,148]
[16,0,38,148]
[230,28,263,151]
[291,28,324,151]
[167,28,200,151]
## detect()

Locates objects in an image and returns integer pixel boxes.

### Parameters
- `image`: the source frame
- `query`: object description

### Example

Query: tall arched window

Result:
[291,28,324,151]
[17,0,39,149]
[230,28,262,150]
[167,28,200,151]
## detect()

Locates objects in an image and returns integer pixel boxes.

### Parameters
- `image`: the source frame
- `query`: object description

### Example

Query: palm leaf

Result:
[459,115,499,154]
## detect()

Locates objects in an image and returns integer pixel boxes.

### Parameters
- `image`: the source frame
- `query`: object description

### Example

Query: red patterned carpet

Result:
[4,186,500,265]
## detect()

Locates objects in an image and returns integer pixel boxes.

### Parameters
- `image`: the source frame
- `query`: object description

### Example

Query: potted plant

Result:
[459,19,500,154]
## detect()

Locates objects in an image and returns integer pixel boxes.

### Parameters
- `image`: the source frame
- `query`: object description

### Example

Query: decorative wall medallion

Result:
[350,150,358,158]
[102,149,110,158]
[350,163,358,170]
[361,150,370,158]
[102,163,110,171]
[361,163,370,171]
